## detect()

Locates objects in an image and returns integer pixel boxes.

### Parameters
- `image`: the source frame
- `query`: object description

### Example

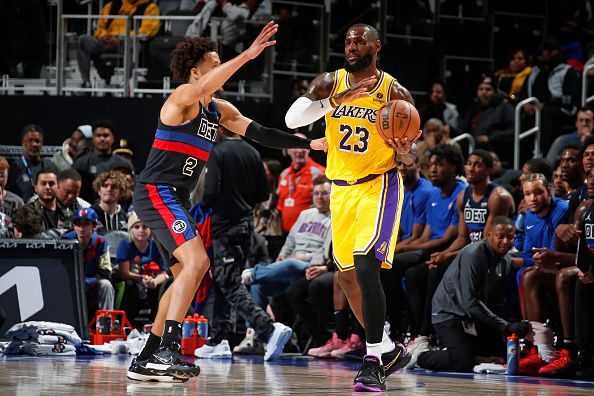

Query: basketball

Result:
[375,99,421,143]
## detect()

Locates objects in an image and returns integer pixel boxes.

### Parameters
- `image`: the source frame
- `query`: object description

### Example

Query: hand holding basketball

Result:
[376,100,422,154]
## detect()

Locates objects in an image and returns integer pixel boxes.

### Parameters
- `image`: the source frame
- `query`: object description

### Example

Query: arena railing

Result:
[581,63,594,107]
[450,133,475,156]
[514,97,541,170]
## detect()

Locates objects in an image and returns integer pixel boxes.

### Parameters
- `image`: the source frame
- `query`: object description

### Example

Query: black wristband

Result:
[245,121,311,149]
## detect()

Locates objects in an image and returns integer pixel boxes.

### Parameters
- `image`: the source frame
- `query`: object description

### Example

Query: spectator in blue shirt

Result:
[397,144,466,354]
[116,212,168,325]
[63,207,114,313]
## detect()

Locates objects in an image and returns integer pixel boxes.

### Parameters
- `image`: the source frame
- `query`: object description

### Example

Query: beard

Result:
[344,51,373,73]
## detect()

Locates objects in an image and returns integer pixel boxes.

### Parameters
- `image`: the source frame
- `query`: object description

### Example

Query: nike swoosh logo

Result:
[384,350,401,370]
[431,202,437,206]
[527,225,534,229]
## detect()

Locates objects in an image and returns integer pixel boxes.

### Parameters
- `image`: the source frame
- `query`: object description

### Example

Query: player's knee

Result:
[521,268,539,289]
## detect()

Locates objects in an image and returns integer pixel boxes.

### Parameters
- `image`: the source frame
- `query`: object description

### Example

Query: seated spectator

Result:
[382,148,433,338]
[7,124,58,202]
[412,217,531,372]
[459,75,514,160]
[91,170,131,233]
[56,169,90,230]
[241,177,332,348]
[115,212,167,326]
[519,39,581,153]
[419,81,461,134]
[277,136,325,234]
[559,142,585,196]
[494,49,532,104]
[77,0,160,87]
[426,149,515,265]
[546,108,593,164]
[553,165,569,199]
[12,204,60,239]
[73,119,118,202]
[63,208,114,312]
[52,125,92,173]
[394,145,466,348]
[30,169,69,232]
[416,118,460,179]
[0,155,24,221]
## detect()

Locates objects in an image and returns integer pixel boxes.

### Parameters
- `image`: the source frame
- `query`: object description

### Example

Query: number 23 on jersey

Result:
[339,124,369,154]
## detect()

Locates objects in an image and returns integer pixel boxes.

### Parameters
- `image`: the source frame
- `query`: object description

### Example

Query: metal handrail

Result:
[514,97,541,170]
[582,63,594,107]
[450,133,475,156]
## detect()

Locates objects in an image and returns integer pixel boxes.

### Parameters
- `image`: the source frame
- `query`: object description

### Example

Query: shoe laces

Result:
[357,357,383,379]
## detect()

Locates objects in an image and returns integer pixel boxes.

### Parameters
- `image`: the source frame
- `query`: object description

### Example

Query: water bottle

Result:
[197,316,209,338]
[506,333,520,375]
[182,316,195,338]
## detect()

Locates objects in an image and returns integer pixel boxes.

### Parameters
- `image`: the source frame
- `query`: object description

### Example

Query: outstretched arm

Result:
[216,99,327,151]
[172,21,278,109]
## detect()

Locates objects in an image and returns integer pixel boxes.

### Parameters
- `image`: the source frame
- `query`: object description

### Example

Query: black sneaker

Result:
[353,355,386,392]
[144,342,201,379]
[382,341,411,377]
[127,358,188,382]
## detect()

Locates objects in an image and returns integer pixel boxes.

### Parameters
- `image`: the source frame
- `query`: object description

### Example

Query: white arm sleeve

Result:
[285,96,335,129]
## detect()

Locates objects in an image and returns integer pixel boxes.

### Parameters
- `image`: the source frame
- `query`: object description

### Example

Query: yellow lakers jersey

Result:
[324,69,398,181]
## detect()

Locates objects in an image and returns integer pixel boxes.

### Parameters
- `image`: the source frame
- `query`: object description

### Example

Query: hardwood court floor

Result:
[2,354,594,395]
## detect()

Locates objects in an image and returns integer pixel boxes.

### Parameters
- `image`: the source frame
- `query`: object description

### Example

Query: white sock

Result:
[381,329,395,353]
[537,343,556,363]
[366,342,383,364]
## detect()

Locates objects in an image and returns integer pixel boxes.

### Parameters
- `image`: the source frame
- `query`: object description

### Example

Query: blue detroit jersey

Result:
[400,178,435,240]
[426,180,466,240]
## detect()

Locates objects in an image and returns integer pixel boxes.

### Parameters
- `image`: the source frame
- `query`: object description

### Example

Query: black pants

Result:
[383,249,430,337]
[575,279,594,349]
[285,272,334,346]
[209,221,274,344]
[417,319,505,372]
[405,260,451,336]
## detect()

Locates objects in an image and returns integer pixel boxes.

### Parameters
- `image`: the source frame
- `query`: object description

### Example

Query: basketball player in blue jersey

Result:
[426,149,515,267]
[128,21,327,382]
[285,23,419,392]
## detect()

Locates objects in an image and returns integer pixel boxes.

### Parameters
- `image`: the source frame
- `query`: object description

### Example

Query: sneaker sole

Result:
[145,363,201,379]
[264,327,292,361]
[126,371,188,383]
[352,382,385,392]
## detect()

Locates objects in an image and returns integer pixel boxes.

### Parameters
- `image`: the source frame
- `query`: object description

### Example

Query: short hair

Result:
[0,155,9,171]
[469,149,494,168]
[579,135,594,159]
[423,118,444,131]
[35,169,57,185]
[58,168,82,183]
[577,106,593,115]
[491,216,515,229]
[91,119,116,135]
[313,175,330,186]
[21,124,44,140]
[525,158,553,183]
[348,23,379,40]
[430,144,465,176]
[170,37,219,82]
[562,141,584,154]
[92,170,131,194]
[525,172,548,185]
[13,204,45,237]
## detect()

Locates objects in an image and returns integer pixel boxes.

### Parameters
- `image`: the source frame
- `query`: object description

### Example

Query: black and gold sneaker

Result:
[382,341,411,377]
[353,355,386,392]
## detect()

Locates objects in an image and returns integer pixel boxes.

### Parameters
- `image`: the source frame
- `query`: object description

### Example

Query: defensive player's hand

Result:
[244,21,278,60]
[310,137,328,152]
[333,76,377,105]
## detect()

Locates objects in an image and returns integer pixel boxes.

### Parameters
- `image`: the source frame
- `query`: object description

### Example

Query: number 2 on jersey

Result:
[339,124,369,154]
[182,157,198,176]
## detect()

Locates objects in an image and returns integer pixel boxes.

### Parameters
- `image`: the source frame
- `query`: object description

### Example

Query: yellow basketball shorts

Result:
[330,170,404,272]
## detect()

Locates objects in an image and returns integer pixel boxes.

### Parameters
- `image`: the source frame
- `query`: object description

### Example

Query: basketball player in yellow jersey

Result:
[285,23,420,392]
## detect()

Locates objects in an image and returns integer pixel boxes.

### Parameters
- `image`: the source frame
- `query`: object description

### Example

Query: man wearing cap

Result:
[459,75,514,161]
[63,207,115,311]
[52,125,93,173]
